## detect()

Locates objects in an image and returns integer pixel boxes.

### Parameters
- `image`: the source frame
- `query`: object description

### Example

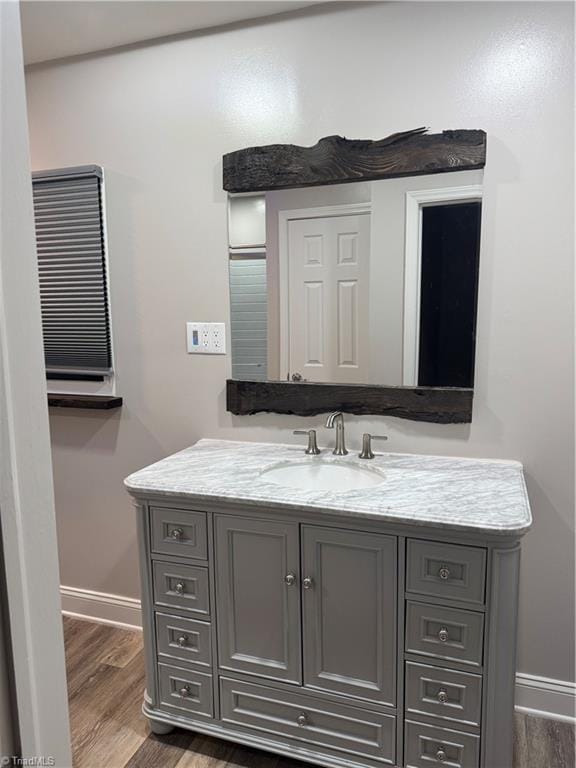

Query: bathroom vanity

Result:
[124,126,527,767]
[125,438,531,768]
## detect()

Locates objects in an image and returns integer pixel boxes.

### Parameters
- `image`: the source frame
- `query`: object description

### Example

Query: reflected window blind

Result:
[229,255,267,381]
[32,165,112,375]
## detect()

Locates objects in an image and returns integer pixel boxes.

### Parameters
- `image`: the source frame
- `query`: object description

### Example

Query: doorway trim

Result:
[278,203,372,380]
[0,3,72,764]
[403,184,483,386]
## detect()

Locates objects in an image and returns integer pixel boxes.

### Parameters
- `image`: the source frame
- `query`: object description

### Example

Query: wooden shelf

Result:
[48,394,123,410]
[226,379,472,424]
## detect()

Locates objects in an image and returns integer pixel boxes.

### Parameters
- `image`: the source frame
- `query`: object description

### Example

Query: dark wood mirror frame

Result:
[223,127,486,424]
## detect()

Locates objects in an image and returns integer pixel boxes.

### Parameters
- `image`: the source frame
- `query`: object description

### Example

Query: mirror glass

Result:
[227,170,482,389]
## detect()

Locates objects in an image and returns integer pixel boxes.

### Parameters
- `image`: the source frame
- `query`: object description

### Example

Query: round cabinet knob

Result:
[296,713,308,727]
[436,746,447,762]
[437,688,448,704]
[438,566,451,581]
[302,577,313,590]
[177,635,188,648]
[438,627,449,643]
[174,582,185,594]
[179,685,191,698]
[284,573,296,586]
[171,527,184,540]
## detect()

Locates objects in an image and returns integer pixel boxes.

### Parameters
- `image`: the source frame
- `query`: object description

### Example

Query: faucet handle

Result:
[293,429,321,455]
[359,433,388,460]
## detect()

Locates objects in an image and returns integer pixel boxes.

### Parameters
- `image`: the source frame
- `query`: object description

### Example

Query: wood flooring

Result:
[63,616,574,768]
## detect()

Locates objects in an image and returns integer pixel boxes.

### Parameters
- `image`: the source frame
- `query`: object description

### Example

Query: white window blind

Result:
[32,165,112,375]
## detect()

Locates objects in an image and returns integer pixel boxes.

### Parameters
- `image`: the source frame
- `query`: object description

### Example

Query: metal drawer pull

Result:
[438,627,449,642]
[437,688,448,703]
[170,527,184,540]
[435,746,447,762]
[302,577,313,590]
[284,573,296,586]
[174,582,185,594]
[179,685,191,698]
[177,635,188,647]
[296,713,308,727]
[438,566,451,580]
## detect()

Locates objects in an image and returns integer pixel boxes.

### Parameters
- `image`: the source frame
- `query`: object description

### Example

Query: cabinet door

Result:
[215,515,301,683]
[302,526,396,705]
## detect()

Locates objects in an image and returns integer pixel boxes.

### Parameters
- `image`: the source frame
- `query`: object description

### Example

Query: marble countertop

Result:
[124,439,532,536]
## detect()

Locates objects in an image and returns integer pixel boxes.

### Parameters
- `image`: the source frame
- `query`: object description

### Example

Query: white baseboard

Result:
[515,672,575,723]
[61,585,142,631]
[60,586,575,723]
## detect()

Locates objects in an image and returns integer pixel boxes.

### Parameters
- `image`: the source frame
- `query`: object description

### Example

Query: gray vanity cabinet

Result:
[301,526,396,705]
[131,491,525,768]
[214,515,301,683]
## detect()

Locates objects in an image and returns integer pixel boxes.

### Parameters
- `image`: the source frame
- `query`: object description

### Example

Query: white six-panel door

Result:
[287,212,370,382]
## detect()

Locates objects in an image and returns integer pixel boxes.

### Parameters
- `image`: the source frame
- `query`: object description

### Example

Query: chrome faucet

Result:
[325,411,348,456]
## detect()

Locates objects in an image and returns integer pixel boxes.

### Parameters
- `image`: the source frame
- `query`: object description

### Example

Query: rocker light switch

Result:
[187,323,226,355]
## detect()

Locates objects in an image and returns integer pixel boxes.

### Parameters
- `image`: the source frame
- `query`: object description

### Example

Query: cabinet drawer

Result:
[153,561,210,617]
[405,662,482,728]
[156,612,212,668]
[406,540,486,606]
[220,677,396,765]
[405,602,484,668]
[158,662,213,719]
[151,506,208,560]
[404,720,479,768]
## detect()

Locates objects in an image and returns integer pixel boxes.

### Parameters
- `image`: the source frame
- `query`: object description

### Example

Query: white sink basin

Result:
[260,460,385,492]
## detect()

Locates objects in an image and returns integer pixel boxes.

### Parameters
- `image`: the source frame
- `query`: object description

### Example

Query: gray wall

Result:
[25,2,574,684]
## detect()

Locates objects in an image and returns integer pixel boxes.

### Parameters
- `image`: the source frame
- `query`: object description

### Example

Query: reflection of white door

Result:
[287,212,370,383]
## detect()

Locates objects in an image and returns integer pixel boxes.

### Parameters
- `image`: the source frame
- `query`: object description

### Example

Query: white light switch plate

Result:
[187,322,226,355]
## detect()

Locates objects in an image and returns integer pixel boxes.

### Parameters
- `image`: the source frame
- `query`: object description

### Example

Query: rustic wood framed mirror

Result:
[223,128,486,423]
